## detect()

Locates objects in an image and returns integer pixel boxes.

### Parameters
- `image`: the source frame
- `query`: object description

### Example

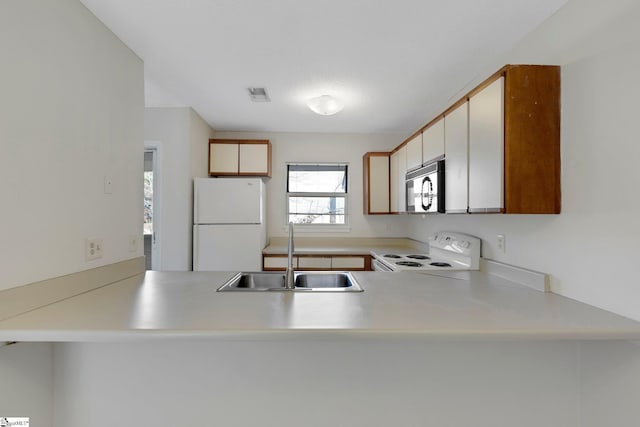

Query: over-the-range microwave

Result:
[406,159,445,214]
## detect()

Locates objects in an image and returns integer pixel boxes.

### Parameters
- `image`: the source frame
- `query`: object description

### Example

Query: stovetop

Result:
[377,253,467,271]
[373,232,481,272]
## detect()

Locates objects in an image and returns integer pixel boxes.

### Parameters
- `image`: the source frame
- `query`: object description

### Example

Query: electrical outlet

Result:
[497,234,506,253]
[85,238,104,261]
[129,235,138,252]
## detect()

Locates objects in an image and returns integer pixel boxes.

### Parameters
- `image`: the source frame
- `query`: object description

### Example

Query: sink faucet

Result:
[286,221,295,289]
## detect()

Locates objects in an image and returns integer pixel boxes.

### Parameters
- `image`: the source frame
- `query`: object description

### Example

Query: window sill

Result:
[282,224,352,233]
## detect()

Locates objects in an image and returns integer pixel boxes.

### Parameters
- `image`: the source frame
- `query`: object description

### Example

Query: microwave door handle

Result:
[421,177,433,211]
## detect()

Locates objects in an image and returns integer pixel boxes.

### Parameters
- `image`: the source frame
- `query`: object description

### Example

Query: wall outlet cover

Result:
[85,238,104,261]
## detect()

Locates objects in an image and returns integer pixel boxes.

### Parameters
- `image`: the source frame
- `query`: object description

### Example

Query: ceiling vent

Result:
[248,87,270,102]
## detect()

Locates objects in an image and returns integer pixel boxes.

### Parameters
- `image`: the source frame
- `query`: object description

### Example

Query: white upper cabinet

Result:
[239,143,269,174]
[468,77,504,212]
[444,102,469,213]
[363,153,390,214]
[209,143,238,174]
[405,133,422,171]
[209,139,271,177]
[422,118,445,164]
[390,146,407,213]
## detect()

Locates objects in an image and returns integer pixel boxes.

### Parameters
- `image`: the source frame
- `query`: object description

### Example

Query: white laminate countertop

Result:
[0,270,639,342]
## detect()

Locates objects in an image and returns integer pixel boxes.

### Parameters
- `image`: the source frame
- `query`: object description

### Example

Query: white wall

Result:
[406,0,640,321]
[0,0,144,291]
[214,132,407,238]
[144,107,214,270]
[0,343,53,427]
[53,340,580,427]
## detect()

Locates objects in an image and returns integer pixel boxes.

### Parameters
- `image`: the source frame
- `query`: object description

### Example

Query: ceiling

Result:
[80,0,568,135]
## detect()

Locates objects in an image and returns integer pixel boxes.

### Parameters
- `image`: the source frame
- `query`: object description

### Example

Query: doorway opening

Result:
[144,143,161,270]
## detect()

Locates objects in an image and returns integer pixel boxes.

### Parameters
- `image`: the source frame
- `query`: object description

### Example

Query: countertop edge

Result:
[3,328,640,343]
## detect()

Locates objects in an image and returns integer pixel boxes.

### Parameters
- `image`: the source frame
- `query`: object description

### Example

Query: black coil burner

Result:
[430,262,452,267]
[395,261,424,267]
[383,254,402,259]
[406,254,430,260]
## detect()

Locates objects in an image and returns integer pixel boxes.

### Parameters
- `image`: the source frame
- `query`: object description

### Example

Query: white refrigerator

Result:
[193,178,266,271]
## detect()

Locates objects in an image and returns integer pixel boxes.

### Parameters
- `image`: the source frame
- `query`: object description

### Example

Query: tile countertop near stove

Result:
[1,267,640,342]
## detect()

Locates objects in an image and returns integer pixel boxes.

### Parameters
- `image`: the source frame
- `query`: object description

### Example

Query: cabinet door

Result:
[364,153,390,214]
[396,146,407,212]
[209,143,239,175]
[390,150,399,212]
[444,102,468,213]
[390,147,408,213]
[405,134,422,171]
[469,77,504,212]
[239,143,270,175]
[422,118,445,164]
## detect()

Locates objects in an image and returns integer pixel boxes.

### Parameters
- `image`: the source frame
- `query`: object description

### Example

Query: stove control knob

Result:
[460,241,470,249]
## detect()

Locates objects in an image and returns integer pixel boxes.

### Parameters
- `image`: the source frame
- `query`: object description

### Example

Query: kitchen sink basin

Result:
[231,272,286,289]
[294,273,351,288]
[217,271,363,292]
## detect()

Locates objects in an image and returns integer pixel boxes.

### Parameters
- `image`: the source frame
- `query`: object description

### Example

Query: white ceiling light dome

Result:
[306,95,344,116]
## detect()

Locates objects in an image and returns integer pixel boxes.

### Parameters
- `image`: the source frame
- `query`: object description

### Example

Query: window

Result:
[286,163,348,226]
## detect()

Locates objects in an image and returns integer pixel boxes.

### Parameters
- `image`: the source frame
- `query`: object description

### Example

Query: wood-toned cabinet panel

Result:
[469,77,504,213]
[503,65,561,214]
[444,102,469,213]
[422,118,445,164]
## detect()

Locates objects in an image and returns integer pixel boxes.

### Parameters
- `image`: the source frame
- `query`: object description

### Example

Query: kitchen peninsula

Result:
[2,263,640,427]
[1,265,639,341]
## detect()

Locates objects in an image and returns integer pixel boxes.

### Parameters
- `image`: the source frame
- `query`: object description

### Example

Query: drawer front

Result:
[263,256,297,270]
[331,256,365,269]
[298,257,332,269]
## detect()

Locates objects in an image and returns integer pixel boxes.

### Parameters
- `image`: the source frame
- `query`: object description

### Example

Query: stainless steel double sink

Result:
[217,271,364,292]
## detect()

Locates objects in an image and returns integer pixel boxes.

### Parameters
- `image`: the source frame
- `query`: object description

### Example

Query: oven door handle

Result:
[421,177,433,211]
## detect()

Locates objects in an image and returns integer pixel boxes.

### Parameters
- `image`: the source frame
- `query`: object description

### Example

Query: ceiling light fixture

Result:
[306,95,344,116]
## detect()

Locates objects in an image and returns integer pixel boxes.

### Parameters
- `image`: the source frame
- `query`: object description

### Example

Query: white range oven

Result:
[371,232,481,272]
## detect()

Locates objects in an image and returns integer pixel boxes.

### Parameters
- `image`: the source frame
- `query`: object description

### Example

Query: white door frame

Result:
[144,141,162,270]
